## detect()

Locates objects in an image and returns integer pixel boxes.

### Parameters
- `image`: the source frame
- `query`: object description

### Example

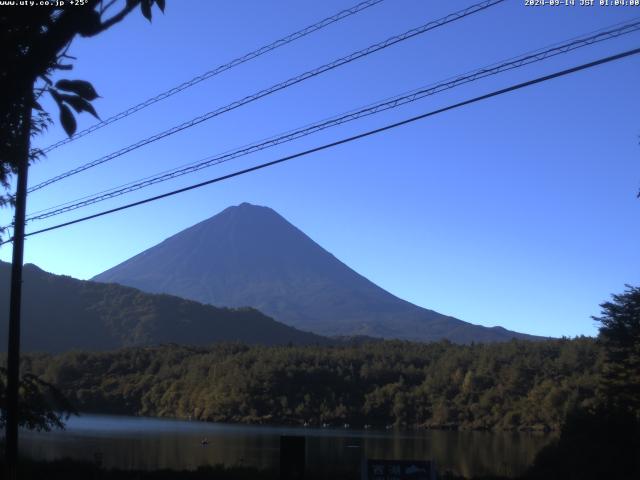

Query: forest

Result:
[17,337,602,431]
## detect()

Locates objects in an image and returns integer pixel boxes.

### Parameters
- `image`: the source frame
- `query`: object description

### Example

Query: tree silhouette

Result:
[0,0,165,229]
[593,284,640,413]
[0,0,165,452]
[0,3,166,473]
[524,286,640,479]
[0,367,76,432]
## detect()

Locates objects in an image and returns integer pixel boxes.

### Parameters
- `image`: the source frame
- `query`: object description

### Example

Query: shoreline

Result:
[48,410,558,435]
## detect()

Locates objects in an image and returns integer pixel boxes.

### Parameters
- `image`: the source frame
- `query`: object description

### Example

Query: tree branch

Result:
[89,1,140,37]
[100,0,119,15]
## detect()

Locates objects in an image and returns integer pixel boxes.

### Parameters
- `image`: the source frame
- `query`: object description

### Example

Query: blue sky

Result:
[1,0,639,338]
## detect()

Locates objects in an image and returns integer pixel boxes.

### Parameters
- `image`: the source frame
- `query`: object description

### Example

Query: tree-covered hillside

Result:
[19,338,601,431]
[0,261,328,352]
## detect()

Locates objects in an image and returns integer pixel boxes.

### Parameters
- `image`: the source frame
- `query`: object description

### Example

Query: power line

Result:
[39,0,387,154]
[4,46,637,245]
[23,18,640,223]
[28,0,505,194]
[28,16,640,219]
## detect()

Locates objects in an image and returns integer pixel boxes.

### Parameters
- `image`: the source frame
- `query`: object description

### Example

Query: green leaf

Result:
[55,80,99,101]
[59,104,77,137]
[59,94,100,119]
[156,0,165,12]
[32,100,44,112]
[141,0,152,21]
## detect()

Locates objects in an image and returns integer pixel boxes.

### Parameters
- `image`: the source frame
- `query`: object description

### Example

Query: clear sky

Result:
[1,0,639,338]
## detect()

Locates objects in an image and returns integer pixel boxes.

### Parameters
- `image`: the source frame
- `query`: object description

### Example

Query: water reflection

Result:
[19,414,553,477]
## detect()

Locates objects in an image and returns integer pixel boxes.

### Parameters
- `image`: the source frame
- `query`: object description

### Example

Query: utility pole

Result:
[5,90,32,480]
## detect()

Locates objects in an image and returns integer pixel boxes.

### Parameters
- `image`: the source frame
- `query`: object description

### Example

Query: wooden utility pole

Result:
[5,90,32,480]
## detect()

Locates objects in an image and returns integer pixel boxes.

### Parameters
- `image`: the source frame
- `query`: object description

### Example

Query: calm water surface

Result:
[20,414,554,478]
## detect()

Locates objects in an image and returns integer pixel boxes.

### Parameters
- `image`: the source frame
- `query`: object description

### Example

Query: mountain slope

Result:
[0,261,328,353]
[94,203,541,343]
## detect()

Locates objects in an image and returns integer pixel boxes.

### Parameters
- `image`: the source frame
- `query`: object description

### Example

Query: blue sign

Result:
[365,459,434,480]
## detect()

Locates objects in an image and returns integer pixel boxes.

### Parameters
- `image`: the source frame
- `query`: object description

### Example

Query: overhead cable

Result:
[24,18,640,222]
[28,0,505,193]
[39,0,388,154]
[4,46,636,245]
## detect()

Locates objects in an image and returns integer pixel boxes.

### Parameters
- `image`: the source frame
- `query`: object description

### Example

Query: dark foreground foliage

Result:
[17,338,601,431]
[0,459,278,480]
[594,285,640,413]
[0,366,76,431]
[524,406,640,480]
[0,457,511,480]
[517,285,640,480]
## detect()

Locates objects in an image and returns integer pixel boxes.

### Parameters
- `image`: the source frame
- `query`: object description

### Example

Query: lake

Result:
[19,414,554,478]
